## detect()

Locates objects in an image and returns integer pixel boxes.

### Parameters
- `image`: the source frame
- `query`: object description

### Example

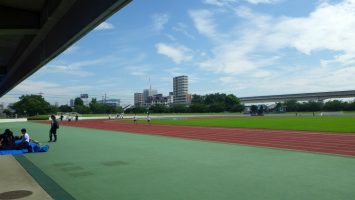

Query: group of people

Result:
[0,128,32,152]
[133,114,151,124]
[0,114,59,152]
[59,114,79,122]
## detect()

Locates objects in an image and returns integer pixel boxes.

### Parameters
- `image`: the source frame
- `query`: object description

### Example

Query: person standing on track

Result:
[49,115,59,142]
[133,114,137,124]
[147,114,151,125]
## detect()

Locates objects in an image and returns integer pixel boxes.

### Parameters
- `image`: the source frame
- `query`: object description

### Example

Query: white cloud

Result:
[2,80,93,105]
[242,0,355,65]
[126,65,151,77]
[152,13,169,32]
[187,0,355,96]
[203,0,280,7]
[189,10,219,39]
[94,22,114,31]
[203,0,237,7]
[42,64,94,77]
[246,0,281,4]
[156,43,193,64]
[41,57,116,77]
[190,0,355,77]
[172,23,195,39]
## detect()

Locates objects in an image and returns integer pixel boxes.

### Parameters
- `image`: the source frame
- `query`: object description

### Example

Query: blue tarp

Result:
[0,140,49,155]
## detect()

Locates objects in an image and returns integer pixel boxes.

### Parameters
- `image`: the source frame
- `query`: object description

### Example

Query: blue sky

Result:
[2,0,355,105]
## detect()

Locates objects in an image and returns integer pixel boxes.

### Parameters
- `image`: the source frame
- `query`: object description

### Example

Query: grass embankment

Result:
[151,116,355,133]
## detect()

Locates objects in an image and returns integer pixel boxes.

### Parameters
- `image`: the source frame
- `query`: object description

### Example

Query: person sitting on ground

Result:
[0,131,4,150]
[1,129,15,150]
[17,128,32,152]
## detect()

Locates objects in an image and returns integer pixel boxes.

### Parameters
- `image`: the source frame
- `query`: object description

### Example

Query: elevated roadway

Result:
[240,90,355,104]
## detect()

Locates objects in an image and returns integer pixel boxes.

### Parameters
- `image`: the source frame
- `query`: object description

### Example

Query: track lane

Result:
[53,119,355,157]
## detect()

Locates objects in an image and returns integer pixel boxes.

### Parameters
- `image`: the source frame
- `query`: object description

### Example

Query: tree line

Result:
[5,94,355,117]
[282,99,355,112]
[5,95,123,116]
[125,93,245,114]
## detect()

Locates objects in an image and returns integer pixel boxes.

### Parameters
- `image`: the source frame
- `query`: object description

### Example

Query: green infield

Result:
[1,122,355,200]
[151,116,355,133]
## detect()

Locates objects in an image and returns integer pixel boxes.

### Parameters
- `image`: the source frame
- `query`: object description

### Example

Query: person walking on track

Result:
[49,115,59,142]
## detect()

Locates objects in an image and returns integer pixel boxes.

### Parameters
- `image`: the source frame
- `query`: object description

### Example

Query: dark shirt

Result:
[51,120,59,130]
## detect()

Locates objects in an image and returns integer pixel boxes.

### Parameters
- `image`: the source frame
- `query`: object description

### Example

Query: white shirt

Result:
[23,133,30,142]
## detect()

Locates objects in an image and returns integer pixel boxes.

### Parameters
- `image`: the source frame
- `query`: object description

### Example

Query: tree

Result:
[230,104,244,112]
[10,95,53,116]
[74,98,84,106]
[189,103,208,113]
[283,99,299,112]
[2,109,13,117]
[298,101,323,112]
[323,100,345,111]
[204,93,226,105]
[257,105,266,116]
[126,106,147,114]
[224,94,243,111]
[250,105,258,115]
[74,97,90,114]
[171,104,188,113]
[149,104,168,113]
[59,105,72,112]
[208,103,225,112]
[344,101,355,111]
[191,94,204,104]
[275,102,283,112]
[89,98,104,114]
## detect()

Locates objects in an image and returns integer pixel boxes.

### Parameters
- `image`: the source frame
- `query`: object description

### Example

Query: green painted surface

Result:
[151,116,355,133]
[1,122,355,200]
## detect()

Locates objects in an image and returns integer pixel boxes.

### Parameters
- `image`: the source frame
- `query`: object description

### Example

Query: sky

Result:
[1,0,355,106]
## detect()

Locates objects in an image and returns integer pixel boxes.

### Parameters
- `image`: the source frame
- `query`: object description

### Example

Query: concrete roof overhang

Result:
[0,0,131,97]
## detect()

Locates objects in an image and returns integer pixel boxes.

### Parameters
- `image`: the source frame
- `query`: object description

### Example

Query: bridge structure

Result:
[239,90,355,104]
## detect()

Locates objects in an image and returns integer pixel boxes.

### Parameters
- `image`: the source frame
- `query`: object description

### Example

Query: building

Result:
[173,75,190,104]
[69,99,75,108]
[143,89,158,103]
[134,93,144,107]
[80,94,90,106]
[167,92,174,104]
[146,94,169,105]
[103,99,120,107]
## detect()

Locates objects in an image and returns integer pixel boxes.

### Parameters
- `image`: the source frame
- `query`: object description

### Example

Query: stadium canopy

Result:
[0,0,131,97]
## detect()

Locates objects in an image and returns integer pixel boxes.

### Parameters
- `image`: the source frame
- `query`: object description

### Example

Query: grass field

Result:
[150,116,355,133]
[1,121,355,200]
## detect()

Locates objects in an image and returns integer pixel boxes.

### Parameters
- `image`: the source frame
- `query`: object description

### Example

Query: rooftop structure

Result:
[0,0,132,97]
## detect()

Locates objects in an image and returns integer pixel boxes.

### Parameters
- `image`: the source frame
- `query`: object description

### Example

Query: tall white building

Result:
[173,75,190,104]
[143,89,157,103]
[134,93,144,106]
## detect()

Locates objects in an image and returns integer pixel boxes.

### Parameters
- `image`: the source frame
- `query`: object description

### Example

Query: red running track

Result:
[57,119,355,157]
